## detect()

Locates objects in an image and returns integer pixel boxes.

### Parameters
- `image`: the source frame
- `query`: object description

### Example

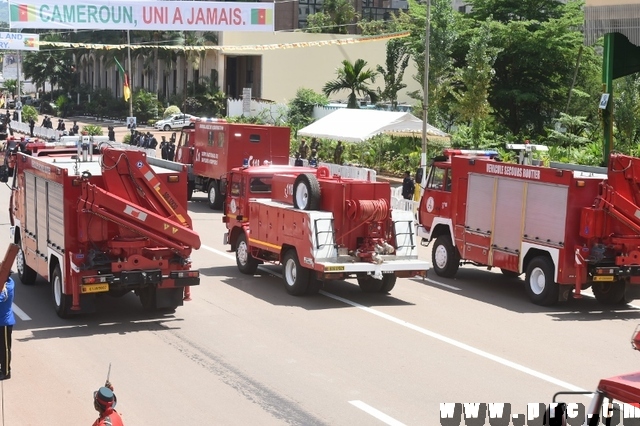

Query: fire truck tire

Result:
[525,257,559,306]
[282,250,309,295]
[16,244,37,285]
[139,286,157,311]
[208,181,223,210]
[357,275,383,292]
[293,174,321,211]
[432,235,460,278]
[593,281,627,305]
[379,274,397,293]
[51,265,72,318]
[236,234,260,275]
[306,277,322,295]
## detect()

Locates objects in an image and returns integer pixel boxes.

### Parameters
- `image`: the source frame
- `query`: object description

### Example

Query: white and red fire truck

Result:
[223,164,429,295]
[174,118,290,209]
[3,142,201,317]
[417,149,640,306]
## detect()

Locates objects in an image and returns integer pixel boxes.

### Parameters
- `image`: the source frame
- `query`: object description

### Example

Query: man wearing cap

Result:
[92,383,124,426]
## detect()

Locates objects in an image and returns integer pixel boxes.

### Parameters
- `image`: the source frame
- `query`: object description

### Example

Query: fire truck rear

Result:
[174,118,290,209]
[223,164,428,295]
[4,142,201,317]
[418,149,640,306]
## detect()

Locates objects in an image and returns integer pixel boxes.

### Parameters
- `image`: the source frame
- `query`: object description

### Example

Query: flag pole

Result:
[127,30,133,118]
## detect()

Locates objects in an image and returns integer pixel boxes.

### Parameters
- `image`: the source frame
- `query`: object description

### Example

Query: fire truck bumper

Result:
[318,258,430,278]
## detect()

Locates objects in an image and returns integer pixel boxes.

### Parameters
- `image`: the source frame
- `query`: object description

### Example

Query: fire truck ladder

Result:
[393,218,416,251]
[313,217,336,249]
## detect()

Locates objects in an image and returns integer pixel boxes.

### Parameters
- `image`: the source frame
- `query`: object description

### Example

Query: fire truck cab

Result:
[174,118,290,209]
[223,164,429,295]
[418,149,640,306]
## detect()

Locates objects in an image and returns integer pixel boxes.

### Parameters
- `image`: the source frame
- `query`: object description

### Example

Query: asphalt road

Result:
[0,172,639,425]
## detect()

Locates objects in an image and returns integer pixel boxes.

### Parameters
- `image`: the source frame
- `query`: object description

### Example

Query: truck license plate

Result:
[593,275,615,282]
[81,283,109,294]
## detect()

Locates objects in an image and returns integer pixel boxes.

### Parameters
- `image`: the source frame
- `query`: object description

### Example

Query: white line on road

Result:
[202,243,586,392]
[320,290,587,393]
[419,277,461,291]
[13,303,31,321]
[349,400,406,426]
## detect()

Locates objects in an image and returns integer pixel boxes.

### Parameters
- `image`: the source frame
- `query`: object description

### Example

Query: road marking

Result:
[202,242,586,392]
[201,244,235,261]
[13,303,31,321]
[416,277,461,291]
[320,290,586,392]
[349,400,406,426]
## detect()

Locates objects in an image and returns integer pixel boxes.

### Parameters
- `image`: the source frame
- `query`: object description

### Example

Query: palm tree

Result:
[323,59,378,108]
[177,31,218,97]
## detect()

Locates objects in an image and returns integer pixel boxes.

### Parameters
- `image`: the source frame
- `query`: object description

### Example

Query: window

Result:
[249,134,261,143]
[208,131,214,147]
[250,177,272,193]
[427,167,447,191]
[218,132,225,147]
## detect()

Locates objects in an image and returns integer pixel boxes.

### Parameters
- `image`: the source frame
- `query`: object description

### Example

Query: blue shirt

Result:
[0,278,15,326]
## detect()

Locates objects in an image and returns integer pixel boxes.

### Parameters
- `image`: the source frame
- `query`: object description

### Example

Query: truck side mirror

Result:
[415,168,424,185]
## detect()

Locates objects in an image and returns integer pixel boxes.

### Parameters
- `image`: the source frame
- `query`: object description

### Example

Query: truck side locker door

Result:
[227,173,244,222]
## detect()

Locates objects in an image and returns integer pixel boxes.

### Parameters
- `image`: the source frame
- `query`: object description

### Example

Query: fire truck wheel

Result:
[525,257,559,306]
[51,265,72,318]
[379,274,397,293]
[139,286,157,311]
[236,234,260,275]
[593,281,627,305]
[208,181,223,210]
[306,277,322,295]
[282,250,309,295]
[16,244,37,285]
[432,235,460,278]
[293,174,321,211]
[357,275,383,292]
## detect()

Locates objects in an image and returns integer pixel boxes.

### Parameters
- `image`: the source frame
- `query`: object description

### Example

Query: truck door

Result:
[418,164,452,232]
[175,130,193,164]
[226,172,245,222]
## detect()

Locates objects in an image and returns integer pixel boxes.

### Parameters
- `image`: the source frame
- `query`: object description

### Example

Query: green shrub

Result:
[163,105,181,118]
[122,133,131,144]
[147,119,157,126]
[82,124,103,136]
[21,105,38,123]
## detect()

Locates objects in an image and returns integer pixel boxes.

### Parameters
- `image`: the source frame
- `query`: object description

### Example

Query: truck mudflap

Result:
[316,258,430,280]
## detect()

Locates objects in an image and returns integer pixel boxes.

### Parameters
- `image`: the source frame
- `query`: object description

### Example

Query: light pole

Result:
[420,0,431,185]
[127,30,133,118]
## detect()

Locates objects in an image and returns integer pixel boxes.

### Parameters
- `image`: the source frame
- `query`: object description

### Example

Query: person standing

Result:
[310,138,319,158]
[167,139,176,161]
[160,136,168,159]
[334,141,344,165]
[28,118,35,137]
[298,139,308,160]
[92,382,124,426]
[402,171,415,200]
[0,277,15,380]
[108,126,115,142]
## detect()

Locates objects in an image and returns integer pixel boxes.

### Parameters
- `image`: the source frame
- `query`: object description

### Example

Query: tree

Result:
[452,21,500,146]
[613,74,640,150]
[323,59,378,108]
[287,88,329,132]
[376,39,410,110]
[305,0,357,34]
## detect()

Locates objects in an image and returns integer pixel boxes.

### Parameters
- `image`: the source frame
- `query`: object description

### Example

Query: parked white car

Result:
[154,113,194,131]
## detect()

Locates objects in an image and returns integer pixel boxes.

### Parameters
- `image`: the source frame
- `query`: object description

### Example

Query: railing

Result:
[10,121,59,140]
[287,157,377,181]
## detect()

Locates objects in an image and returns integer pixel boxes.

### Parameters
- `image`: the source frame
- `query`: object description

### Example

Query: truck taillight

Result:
[82,275,112,284]
[170,271,199,279]
[167,175,180,183]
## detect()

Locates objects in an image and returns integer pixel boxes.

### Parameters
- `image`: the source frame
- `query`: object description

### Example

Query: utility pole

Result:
[420,0,431,185]
[127,30,133,118]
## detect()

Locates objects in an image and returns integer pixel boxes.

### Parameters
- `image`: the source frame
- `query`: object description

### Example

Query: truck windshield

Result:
[250,177,272,193]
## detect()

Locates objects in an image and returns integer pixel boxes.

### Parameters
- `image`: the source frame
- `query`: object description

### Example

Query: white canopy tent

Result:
[297,109,449,142]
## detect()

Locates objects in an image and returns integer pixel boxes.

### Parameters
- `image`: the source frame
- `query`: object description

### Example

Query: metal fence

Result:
[10,121,59,140]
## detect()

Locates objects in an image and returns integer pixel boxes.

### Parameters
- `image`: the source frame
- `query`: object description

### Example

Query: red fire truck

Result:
[551,326,640,425]
[174,118,290,209]
[417,149,640,306]
[4,142,201,317]
[223,164,429,295]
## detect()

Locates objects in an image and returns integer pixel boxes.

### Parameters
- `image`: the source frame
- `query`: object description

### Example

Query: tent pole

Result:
[420,0,431,185]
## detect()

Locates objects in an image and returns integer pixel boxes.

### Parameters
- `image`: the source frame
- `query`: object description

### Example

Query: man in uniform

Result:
[92,382,124,426]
